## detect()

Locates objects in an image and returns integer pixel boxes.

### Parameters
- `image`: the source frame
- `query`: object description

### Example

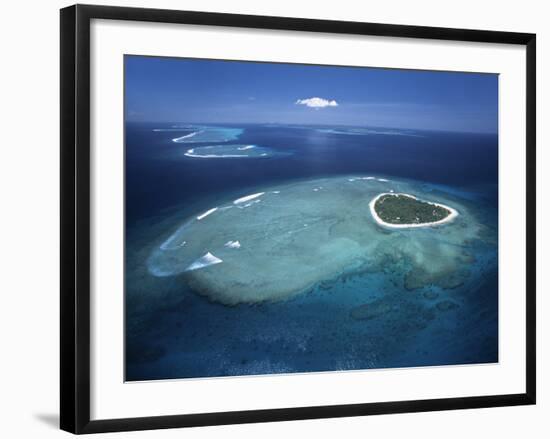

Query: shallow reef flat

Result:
[171,125,243,143]
[183,144,289,159]
[146,176,491,306]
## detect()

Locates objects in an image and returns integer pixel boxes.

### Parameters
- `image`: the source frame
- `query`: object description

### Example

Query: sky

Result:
[125,55,498,134]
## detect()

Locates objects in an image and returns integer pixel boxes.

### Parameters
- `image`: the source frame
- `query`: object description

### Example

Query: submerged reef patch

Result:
[317,127,422,137]
[350,299,394,321]
[147,176,490,305]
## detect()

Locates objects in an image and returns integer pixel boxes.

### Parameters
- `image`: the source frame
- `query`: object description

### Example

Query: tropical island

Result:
[369,193,458,228]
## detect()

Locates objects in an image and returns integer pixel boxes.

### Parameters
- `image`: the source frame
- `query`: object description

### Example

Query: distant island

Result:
[370,193,458,228]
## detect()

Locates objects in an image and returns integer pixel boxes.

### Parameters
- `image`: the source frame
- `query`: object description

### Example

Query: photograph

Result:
[124,55,499,382]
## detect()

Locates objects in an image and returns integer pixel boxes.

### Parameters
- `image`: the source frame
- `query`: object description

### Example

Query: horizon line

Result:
[124,120,498,136]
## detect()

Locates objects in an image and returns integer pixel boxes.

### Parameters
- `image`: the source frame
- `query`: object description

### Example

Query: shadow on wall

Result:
[34,413,58,430]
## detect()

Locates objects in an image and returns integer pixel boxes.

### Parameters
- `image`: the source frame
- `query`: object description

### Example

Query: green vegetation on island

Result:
[374,194,451,225]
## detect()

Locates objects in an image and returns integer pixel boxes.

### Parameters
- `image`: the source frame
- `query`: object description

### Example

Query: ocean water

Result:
[125,122,498,381]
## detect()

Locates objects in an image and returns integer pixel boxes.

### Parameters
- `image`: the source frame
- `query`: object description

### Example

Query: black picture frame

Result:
[60,4,536,434]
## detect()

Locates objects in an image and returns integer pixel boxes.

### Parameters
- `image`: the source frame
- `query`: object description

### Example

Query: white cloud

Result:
[295,97,339,109]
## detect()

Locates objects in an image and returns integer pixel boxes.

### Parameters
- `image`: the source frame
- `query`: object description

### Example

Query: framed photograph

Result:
[60,4,536,434]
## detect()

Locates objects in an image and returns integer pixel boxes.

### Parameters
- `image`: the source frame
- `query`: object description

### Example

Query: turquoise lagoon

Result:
[147,176,486,305]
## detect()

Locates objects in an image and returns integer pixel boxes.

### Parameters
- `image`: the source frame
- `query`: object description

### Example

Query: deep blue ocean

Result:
[125,122,498,381]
